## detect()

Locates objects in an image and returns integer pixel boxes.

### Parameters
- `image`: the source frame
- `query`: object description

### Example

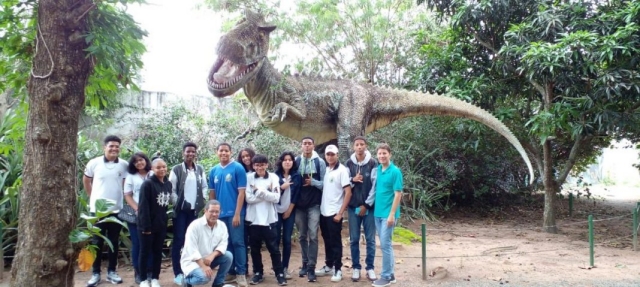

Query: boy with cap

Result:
[315,145,352,282]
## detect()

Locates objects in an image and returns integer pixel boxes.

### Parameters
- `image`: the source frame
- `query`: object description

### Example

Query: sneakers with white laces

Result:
[351,268,361,282]
[151,279,161,287]
[106,271,123,284]
[366,269,378,281]
[86,273,100,287]
[331,269,343,282]
[314,266,333,276]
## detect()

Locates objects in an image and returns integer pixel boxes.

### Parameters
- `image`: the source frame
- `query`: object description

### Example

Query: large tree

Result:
[418,0,640,232]
[0,0,145,285]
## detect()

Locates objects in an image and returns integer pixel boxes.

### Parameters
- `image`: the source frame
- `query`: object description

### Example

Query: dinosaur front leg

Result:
[269,102,306,122]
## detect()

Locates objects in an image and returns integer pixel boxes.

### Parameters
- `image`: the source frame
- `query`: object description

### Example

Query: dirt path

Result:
[4,185,640,286]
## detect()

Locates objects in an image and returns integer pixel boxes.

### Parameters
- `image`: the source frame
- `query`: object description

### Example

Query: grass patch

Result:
[393,226,420,245]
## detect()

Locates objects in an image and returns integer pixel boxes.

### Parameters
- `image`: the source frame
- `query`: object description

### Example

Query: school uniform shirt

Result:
[320,163,351,217]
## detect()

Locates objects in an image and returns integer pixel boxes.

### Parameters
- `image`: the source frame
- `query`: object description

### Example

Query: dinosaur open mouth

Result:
[208,57,258,90]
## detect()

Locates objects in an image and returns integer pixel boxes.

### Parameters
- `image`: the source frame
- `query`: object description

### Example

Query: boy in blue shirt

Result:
[209,143,248,287]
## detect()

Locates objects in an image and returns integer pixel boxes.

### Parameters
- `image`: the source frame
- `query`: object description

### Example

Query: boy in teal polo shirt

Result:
[372,143,403,287]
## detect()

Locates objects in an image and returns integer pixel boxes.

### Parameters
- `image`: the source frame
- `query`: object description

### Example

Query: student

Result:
[137,158,172,287]
[181,200,235,287]
[294,136,326,282]
[274,151,302,279]
[83,135,128,287]
[209,143,248,287]
[237,148,256,173]
[371,143,403,287]
[315,145,352,282]
[123,152,153,284]
[245,154,287,286]
[344,136,377,282]
[169,142,209,285]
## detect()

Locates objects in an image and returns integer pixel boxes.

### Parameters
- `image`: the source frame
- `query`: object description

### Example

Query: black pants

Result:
[91,214,123,273]
[249,223,283,275]
[320,215,343,270]
[139,229,167,281]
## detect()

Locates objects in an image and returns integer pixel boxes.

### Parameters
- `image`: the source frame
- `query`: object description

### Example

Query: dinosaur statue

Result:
[207,10,534,183]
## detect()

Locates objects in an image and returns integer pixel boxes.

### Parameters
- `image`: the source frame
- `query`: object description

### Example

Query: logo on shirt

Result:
[157,192,171,207]
[225,174,232,182]
[214,176,219,184]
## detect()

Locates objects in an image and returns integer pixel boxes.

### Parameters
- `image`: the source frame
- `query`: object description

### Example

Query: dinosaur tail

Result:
[369,88,534,184]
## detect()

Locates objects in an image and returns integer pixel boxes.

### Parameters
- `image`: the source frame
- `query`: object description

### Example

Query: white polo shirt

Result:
[321,163,351,216]
[84,156,128,213]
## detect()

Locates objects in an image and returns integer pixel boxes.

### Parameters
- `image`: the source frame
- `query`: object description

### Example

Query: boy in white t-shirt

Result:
[82,135,128,287]
[316,145,352,282]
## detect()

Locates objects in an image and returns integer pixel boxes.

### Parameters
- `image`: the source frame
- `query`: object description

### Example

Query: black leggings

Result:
[139,229,167,281]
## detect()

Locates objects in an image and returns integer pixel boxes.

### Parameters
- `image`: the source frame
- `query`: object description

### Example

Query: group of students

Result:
[82,135,403,287]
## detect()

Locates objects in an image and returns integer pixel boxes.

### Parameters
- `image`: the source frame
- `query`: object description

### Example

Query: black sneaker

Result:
[276,273,287,286]
[307,268,317,282]
[250,272,264,285]
[298,263,307,277]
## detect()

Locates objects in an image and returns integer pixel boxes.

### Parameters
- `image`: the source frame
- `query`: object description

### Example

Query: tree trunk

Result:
[542,82,557,233]
[11,0,92,286]
[542,138,558,233]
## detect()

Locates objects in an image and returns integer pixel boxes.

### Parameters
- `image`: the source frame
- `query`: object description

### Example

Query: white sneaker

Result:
[351,268,361,282]
[331,270,343,282]
[366,269,378,281]
[140,280,150,287]
[151,279,161,287]
[283,267,293,279]
[236,274,248,287]
[315,266,332,276]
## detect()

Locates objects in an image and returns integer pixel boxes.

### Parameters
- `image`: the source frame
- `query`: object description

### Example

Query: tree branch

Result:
[556,134,591,185]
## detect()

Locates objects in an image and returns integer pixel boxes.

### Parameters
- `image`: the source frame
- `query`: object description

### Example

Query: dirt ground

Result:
[3,185,640,286]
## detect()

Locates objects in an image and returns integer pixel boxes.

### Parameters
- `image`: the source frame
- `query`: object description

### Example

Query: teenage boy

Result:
[170,142,209,285]
[209,143,248,287]
[83,135,128,287]
[181,200,235,287]
[344,136,378,282]
[245,154,287,286]
[294,137,326,282]
[316,145,352,282]
[372,143,403,287]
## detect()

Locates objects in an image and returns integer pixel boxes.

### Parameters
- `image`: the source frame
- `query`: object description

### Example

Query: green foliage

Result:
[129,95,298,170]
[393,226,420,245]
[417,0,640,190]
[84,1,147,110]
[205,0,441,85]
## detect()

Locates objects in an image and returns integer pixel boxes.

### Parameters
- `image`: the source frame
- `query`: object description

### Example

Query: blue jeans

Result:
[220,216,247,275]
[275,212,295,268]
[348,207,376,270]
[294,205,320,268]
[172,209,199,276]
[375,217,396,280]
[184,251,234,286]
[127,222,152,273]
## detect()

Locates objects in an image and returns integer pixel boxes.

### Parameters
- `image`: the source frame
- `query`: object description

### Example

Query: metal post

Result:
[588,214,594,267]
[634,203,639,251]
[0,221,3,280]
[568,193,574,217]
[421,223,427,280]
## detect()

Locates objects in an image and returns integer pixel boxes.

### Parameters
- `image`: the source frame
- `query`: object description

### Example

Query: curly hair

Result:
[275,151,298,174]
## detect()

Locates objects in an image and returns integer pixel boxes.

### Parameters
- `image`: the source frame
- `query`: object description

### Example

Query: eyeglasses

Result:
[325,153,336,156]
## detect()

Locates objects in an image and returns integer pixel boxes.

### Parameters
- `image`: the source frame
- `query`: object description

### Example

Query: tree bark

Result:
[11,0,92,286]
[542,82,558,234]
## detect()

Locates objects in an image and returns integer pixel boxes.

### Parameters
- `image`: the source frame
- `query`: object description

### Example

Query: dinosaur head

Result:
[208,10,276,97]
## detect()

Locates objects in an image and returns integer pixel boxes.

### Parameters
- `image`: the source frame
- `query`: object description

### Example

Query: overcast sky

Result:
[129,0,221,96]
